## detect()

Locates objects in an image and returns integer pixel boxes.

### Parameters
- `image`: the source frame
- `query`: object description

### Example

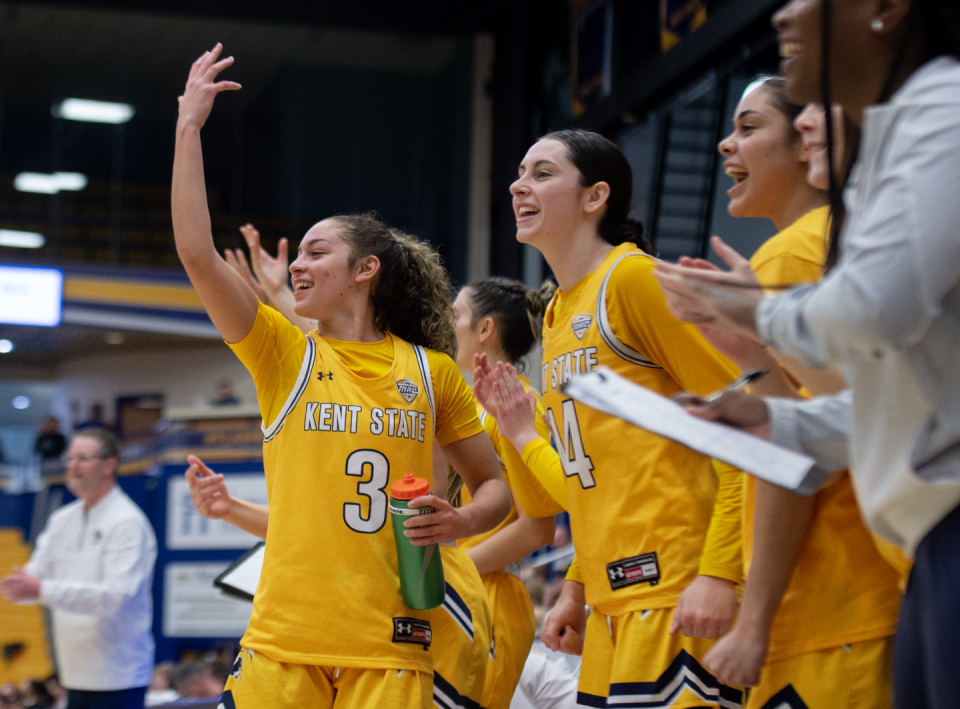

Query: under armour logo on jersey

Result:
[572,314,593,340]
[317,371,333,381]
[392,617,432,648]
[609,566,625,581]
[396,378,419,404]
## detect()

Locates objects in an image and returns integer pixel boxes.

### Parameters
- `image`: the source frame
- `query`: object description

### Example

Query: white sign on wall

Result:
[163,562,253,638]
[166,474,268,550]
[0,265,63,326]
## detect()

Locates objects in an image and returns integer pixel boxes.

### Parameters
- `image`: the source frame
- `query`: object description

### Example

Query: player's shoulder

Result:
[604,248,660,295]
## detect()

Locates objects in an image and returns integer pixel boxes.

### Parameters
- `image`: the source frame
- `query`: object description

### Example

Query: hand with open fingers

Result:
[239,224,290,299]
[681,390,772,440]
[184,454,232,519]
[0,567,42,602]
[670,575,739,639]
[178,43,241,131]
[541,594,588,655]
[653,236,764,338]
[404,495,467,545]
[491,362,539,444]
[472,353,500,417]
[703,622,768,687]
[225,248,269,303]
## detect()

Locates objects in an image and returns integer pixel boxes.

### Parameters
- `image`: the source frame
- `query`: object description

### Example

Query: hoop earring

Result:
[871,18,884,31]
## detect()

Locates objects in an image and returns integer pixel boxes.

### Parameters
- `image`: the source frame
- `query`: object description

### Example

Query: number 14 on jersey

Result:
[545,399,596,489]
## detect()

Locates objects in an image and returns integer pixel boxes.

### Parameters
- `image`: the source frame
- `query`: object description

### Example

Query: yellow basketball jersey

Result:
[539,243,739,615]
[746,207,902,662]
[229,303,475,672]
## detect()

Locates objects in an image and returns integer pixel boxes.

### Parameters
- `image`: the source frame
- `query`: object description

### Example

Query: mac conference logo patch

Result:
[396,378,419,404]
[572,314,593,340]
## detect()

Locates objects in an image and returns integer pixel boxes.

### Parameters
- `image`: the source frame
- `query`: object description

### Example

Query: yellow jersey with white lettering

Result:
[539,243,740,615]
[228,302,481,672]
[747,207,902,662]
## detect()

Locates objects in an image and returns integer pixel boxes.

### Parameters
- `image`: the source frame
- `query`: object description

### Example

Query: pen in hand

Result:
[673,368,769,409]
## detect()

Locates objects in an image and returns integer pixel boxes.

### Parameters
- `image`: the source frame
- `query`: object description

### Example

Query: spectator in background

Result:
[74,404,107,432]
[0,684,22,709]
[169,662,227,699]
[211,380,239,406]
[35,418,66,476]
[144,664,177,707]
[0,428,157,709]
[41,677,66,709]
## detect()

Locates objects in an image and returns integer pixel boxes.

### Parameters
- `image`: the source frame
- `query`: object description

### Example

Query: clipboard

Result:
[562,367,828,495]
[213,541,265,602]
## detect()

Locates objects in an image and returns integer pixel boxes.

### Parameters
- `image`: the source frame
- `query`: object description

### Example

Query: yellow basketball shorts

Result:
[219,648,432,709]
[432,545,493,709]
[746,636,894,709]
[578,607,743,709]
[480,570,537,709]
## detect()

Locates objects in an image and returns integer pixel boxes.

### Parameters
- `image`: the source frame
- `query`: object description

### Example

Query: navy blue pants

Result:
[66,686,147,709]
[894,503,960,708]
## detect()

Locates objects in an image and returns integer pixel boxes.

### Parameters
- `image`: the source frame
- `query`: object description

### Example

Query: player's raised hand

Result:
[472,353,500,416]
[703,621,768,687]
[225,248,269,303]
[177,43,241,131]
[491,363,539,447]
[185,454,232,519]
[240,224,290,299]
[670,574,739,639]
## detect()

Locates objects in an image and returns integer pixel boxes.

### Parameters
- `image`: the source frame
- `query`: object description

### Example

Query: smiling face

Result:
[288,219,364,321]
[794,103,846,190]
[509,138,592,249]
[717,85,810,221]
[772,0,883,110]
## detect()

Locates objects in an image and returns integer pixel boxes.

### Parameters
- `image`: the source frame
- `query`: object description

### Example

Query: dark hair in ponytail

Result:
[541,129,653,254]
[463,278,555,371]
[331,214,456,357]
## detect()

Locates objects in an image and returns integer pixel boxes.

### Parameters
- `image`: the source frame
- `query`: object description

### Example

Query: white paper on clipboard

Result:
[562,367,824,495]
[213,542,265,602]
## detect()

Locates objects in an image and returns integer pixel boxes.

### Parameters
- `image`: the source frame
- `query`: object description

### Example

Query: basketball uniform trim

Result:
[441,582,475,641]
[434,671,484,709]
[261,335,316,442]
[596,253,662,369]
[414,345,436,418]
[605,650,743,709]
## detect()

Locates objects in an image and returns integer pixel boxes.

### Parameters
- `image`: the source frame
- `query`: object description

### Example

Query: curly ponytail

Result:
[463,277,556,370]
[541,129,652,254]
[331,214,456,357]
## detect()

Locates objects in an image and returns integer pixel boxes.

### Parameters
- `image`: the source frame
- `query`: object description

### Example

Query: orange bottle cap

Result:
[391,473,431,500]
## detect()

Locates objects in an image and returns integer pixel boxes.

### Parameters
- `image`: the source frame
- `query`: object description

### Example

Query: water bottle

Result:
[389,473,445,609]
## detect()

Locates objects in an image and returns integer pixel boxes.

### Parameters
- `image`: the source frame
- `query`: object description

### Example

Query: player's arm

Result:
[473,357,569,509]
[185,455,269,539]
[466,486,556,576]
[541,559,587,656]
[172,44,258,344]
[704,483,816,687]
[405,353,511,544]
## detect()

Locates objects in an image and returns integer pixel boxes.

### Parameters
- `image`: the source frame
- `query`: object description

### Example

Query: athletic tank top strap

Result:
[414,345,435,419]
[596,252,662,369]
[262,335,317,442]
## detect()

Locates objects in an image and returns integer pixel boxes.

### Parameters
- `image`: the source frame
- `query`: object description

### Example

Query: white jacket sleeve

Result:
[39,519,153,617]
[766,390,853,474]
[757,100,960,367]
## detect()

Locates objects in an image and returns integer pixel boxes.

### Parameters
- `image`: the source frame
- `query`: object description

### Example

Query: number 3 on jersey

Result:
[546,400,596,489]
[343,449,389,533]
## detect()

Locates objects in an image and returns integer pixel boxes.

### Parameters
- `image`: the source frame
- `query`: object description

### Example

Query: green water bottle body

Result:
[389,496,445,610]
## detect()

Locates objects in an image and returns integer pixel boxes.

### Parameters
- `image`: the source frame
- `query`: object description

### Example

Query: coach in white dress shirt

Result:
[1,428,157,709]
